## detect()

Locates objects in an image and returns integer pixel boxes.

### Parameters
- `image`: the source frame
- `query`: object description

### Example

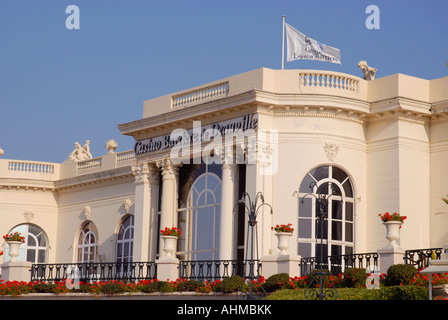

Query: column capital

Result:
[215,144,237,169]
[132,162,159,184]
[156,157,182,178]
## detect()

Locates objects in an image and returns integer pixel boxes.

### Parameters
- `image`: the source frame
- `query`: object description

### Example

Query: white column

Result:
[132,162,158,262]
[219,161,237,261]
[157,157,181,257]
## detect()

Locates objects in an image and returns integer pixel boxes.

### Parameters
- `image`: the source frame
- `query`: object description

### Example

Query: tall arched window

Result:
[297,165,355,260]
[178,163,222,261]
[4,224,48,263]
[116,215,134,263]
[77,221,99,263]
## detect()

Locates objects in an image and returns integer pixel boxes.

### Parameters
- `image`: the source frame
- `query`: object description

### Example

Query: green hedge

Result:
[383,264,418,286]
[266,285,428,300]
[262,273,290,293]
[215,276,245,293]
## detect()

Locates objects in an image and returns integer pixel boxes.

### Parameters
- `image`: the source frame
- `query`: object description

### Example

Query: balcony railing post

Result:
[299,252,379,276]
[30,261,157,283]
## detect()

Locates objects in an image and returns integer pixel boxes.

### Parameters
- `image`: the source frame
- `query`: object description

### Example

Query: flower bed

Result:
[1,266,447,299]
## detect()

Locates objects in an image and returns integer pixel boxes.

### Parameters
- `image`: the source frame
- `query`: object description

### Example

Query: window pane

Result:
[331,221,342,241]
[37,233,46,247]
[124,242,129,257]
[197,192,206,206]
[207,175,220,193]
[317,182,329,195]
[299,174,315,193]
[331,244,342,256]
[38,250,46,263]
[299,197,312,217]
[117,243,122,258]
[345,246,354,255]
[298,218,312,238]
[27,249,36,263]
[331,184,342,196]
[343,180,353,197]
[345,202,353,221]
[332,200,342,220]
[345,222,353,242]
[310,166,329,181]
[298,243,311,257]
[28,235,36,246]
[332,167,348,183]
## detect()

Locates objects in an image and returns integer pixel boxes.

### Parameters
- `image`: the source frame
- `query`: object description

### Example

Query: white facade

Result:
[1,67,448,277]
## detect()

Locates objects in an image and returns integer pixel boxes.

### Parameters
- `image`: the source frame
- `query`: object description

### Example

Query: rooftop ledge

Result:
[0,150,136,188]
[141,67,448,119]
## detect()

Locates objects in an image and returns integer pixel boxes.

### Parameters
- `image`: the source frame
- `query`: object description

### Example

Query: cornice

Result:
[0,178,56,192]
[54,166,134,191]
[257,104,368,124]
[118,90,260,140]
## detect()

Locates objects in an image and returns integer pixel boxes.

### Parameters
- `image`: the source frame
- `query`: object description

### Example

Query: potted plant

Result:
[160,227,181,258]
[3,232,25,261]
[379,212,406,247]
[272,224,294,255]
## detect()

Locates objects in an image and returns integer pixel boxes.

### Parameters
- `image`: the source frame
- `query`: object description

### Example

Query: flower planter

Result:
[161,235,178,258]
[7,240,23,261]
[383,221,402,247]
[275,232,292,255]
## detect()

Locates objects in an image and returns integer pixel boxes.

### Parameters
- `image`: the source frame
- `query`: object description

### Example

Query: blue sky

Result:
[0,0,447,163]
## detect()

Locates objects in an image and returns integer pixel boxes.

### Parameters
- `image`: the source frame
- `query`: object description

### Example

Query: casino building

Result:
[1,67,448,280]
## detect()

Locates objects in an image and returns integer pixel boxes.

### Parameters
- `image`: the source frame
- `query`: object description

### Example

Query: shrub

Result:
[343,268,368,288]
[176,280,205,292]
[215,276,244,293]
[379,285,428,300]
[266,286,428,300]
[100,282,124,294]
[31,282,56,293]
[262,273,289,293]
[383,264,418,286]
[141,281,174,293]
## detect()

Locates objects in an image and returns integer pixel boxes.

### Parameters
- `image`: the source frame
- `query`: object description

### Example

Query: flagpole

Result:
[281,16,285,70]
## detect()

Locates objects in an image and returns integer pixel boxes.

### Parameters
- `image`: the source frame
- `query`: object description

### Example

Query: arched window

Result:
[77,221,99,263]
[297,165,355,260]
[116,215,134,263]
[178,163,222,261]
[4,224,48,263]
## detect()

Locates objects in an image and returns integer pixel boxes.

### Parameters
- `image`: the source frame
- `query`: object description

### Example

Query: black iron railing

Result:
[30,261,157,283]
[300,252,379,276]
[404,248,443,269]
[179,259,261,281]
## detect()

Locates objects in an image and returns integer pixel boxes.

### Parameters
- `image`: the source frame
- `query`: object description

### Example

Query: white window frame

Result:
[298,165,355,258]
[116,215,134,263]
[178,168,222,261]
[77,221,99,263]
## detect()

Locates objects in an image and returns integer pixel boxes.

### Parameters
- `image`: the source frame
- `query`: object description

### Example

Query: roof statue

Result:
[68,140,93,161]
[105,139,118,153]
[357,60,377,80]
[0,147,4,156]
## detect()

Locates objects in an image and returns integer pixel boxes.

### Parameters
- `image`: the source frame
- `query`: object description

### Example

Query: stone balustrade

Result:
[0,150,136,183]
[172,81,229,108]
[0,159,59,181]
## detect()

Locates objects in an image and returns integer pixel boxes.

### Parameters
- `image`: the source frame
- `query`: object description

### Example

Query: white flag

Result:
[285,23,341,64]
